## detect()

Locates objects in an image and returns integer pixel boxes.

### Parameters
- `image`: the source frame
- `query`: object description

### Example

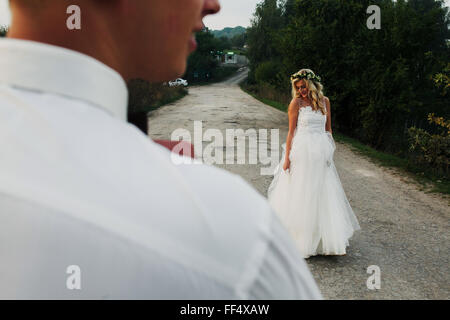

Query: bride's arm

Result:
[284,99,299,167]
[324,97,332,134]
[324,97,336,157]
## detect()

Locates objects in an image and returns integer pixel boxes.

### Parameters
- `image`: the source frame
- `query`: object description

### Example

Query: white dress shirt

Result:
[0,38,322,299]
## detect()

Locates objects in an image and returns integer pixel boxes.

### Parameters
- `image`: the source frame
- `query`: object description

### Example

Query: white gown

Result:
[268,105,360,258]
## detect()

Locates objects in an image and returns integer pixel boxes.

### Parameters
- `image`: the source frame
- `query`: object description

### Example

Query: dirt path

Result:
[148,70,450,299]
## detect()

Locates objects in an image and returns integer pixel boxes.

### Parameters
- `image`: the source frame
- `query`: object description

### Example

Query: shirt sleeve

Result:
[246,212,323,300]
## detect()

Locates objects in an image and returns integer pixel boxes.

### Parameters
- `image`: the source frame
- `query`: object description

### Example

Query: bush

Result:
[407,114,450,179]
[211,66,239,82]
[254,61,282,86]
[127,79,188,133]
[127,80,187,114]
[242,80,291,110]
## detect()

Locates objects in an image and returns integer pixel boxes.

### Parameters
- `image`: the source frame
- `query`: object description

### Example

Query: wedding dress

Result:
[268,103,360,258]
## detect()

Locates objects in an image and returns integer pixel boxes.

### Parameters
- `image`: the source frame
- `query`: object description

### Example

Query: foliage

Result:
[127,79,187,133]
[184,29,219,82]
[127,80,187,114]
[244,80,291,105]
[184,28,232,83]
[240,82,290,112]
[407,124,449,178]
[184,28,247,83]
[406,56,450,180]
[406,63,450,180]
[246,0,285,85]
[229,32,248,48]
[433,62,450,96]
[246,0,450,153]
[428,112,450,134]
[211,26,247,39]
[255,60,284,86]
[211,29,248,50]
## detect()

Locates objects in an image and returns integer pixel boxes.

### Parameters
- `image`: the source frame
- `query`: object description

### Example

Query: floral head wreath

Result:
[290,71,322,83]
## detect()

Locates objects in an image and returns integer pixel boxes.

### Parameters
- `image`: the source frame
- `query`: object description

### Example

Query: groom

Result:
[0,0,321,299]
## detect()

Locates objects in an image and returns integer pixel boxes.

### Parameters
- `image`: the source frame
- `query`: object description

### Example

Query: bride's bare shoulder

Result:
[288,98,300,114]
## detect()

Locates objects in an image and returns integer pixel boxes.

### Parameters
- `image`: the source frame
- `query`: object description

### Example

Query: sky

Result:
[1,0,450,30]
[0,0,262,30]
[204,0,261,30]
[0,0,10,26]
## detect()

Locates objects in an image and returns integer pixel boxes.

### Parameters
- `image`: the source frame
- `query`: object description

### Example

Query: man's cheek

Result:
[188,0,205,15]
[165,13,182,35]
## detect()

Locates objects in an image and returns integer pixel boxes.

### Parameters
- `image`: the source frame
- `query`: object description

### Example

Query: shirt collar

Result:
[0,38,128,121]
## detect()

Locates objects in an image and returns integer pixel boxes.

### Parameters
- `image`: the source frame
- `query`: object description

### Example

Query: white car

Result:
[168,78,188,87]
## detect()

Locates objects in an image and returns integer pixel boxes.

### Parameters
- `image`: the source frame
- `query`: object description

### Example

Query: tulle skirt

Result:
[268,130,360,258]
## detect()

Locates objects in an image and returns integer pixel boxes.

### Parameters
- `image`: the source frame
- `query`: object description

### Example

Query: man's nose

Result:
[202,0,221,17]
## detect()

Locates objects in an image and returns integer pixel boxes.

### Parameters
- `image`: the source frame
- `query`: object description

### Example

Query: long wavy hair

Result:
[291,69,326,115]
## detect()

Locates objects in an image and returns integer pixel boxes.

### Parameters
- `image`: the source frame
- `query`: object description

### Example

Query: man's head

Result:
[8,0,221,82]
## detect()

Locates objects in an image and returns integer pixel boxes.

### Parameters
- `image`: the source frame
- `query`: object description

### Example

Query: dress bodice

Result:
[296,106,326,134]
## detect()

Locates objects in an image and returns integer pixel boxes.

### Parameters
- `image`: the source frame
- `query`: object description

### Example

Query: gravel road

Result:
[148,69,450,299]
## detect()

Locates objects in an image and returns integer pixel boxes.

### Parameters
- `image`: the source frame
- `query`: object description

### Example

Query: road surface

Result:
[148,69,450,299]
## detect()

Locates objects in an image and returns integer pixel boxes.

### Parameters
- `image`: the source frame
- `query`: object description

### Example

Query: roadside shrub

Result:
[407,114,450,178]
[243,80,291,107]
[255,61,283,87]
[127,79,187,134]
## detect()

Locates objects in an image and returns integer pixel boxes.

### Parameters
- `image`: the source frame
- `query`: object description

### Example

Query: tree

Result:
[246,0,450,154]
[230,33,247,49]
[246,0,284,84]
[184,28,220,82]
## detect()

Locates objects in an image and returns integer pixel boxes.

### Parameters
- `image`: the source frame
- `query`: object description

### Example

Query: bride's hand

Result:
[283,159,290,172]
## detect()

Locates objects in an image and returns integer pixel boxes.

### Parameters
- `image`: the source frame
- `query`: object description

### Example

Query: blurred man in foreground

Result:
[0,0,321,299]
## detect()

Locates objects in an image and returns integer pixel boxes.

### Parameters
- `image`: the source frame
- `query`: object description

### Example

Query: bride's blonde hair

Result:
[291,68,326,115]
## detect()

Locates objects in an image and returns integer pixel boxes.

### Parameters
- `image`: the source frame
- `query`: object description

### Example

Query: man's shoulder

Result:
[152,143,273,222]
[134,143,276,287]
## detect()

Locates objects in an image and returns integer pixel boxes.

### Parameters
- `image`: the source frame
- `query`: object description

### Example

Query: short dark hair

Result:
[0,26,8,37]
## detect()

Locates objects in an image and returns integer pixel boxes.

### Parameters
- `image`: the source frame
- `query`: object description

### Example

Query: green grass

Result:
[127,79,189,115]
[241,86,450,196]
[128,86,188,134]
[332,132,408,168]
[333,132,450,195]
[239,84,288,112]
[150,88,188,111]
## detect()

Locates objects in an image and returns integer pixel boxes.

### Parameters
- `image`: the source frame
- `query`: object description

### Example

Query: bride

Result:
[268,69,360,258]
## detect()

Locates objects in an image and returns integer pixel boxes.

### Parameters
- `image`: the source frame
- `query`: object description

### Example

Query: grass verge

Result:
[333,133,450,195]
[127,80,188,134]
[239,83,288,112]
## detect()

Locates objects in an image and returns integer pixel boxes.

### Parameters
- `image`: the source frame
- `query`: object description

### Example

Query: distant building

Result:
[224,52,237,64]
[219,51,248,67]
